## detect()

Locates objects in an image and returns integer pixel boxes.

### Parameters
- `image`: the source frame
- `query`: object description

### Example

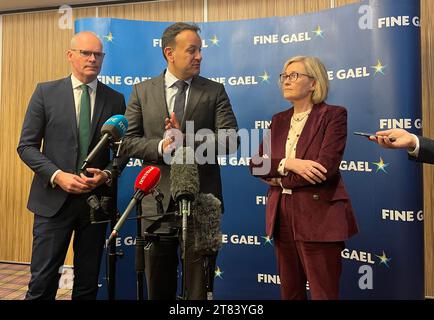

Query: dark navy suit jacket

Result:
[410,136,434,164]
[17,76,126,217]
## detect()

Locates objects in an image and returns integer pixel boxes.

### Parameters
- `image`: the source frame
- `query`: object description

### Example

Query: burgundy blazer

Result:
[250,102,358,241]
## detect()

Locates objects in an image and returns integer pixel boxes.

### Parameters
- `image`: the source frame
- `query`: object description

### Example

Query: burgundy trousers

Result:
[273,194,345,300]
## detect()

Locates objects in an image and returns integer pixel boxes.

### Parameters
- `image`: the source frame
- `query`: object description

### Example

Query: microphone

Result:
[81,114,128,172]
[170,147,199,215]
[193,193,222,255]
[170,147,199,299]
[193,193,222,300]
[107,166,160,244]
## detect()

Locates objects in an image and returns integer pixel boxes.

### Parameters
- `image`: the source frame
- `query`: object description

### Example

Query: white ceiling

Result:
[0,0,126,13]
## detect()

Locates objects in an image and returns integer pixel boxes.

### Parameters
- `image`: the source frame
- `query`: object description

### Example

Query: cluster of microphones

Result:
[86,114,222,256]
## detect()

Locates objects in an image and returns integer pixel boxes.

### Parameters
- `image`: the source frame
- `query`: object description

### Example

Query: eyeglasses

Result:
[279,72,313,83]
[71,49,105,59]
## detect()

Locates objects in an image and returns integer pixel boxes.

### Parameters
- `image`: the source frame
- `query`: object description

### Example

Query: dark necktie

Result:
[173,80,188,123]
[77,84,91,173]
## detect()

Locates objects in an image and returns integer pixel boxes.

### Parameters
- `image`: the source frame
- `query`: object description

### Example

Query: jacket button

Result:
[313,194,320,200]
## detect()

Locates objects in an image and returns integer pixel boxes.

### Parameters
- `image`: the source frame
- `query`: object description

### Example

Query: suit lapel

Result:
[296,103,326,159]
[64,77,78,142]
[182,76,204,131]
[152,74,170,133]
[90,81,106,141]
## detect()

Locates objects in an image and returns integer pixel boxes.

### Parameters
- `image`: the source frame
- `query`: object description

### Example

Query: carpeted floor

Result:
[0,262,71,300]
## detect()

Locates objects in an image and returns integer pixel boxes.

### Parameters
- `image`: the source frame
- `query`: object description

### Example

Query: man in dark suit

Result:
[17,31,126,300]
[121,22,238,300]
[370,128,434,164]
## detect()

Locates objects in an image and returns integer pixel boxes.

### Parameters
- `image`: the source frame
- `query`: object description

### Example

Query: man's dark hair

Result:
[161,22,201,60]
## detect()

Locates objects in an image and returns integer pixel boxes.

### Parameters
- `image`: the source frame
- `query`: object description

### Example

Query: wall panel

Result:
[421,0,434,298]
[98,0,204,22]
[0,7,96,265]
[207,0,331,21]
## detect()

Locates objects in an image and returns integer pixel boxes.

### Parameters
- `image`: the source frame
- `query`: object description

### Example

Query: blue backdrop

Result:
[76,0,423,299]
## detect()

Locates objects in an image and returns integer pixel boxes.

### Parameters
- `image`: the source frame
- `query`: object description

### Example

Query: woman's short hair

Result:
[282,56,329,104]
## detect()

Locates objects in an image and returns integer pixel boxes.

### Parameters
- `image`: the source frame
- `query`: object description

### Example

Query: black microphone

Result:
[193,193,222,255]
[170,147,200,299]
[81,115,128,172]
[193,193,222,300]
[170,147,199,215]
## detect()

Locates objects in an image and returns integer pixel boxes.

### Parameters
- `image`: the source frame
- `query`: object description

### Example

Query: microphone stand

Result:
[135,201,145,300]
[135,189,164,300]
[179,199,190,300]
[204,255,214,300]
[107,139,123,300]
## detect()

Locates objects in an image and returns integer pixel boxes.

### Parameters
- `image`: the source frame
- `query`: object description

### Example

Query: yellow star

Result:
[214,266,224,279]
[375,250,392,268]
[371,59,386,74]
[104,32,114,42]
[313,25,324,37]
[372,157,389,173]
[210,35,220,46]
[259,71,270,82]
[261,235,273,245]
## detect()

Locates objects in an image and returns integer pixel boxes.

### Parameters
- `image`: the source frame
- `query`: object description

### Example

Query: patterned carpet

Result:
[0,262,71,300]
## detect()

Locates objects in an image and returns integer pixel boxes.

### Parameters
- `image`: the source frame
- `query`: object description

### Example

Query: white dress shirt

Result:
[408,134,420,157]
[158,69,193,155]
[50,75,98,186]
[277,110,311,194]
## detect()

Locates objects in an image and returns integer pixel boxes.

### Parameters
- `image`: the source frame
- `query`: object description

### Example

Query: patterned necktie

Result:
[77,84,91,173]
[173,80,188,123]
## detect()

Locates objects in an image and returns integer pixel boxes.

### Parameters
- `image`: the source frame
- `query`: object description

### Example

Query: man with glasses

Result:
[17,31,125,299]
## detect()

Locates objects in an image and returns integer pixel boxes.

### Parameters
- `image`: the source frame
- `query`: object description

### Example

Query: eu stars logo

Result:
[376,250,392,268]
[371,59,386,75]
[372,157,389,173]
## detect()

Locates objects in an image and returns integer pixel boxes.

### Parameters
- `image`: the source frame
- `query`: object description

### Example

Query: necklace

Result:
[292,111,310,122]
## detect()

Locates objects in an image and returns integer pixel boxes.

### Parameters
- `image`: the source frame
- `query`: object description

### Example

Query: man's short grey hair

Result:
[70,31,102,49]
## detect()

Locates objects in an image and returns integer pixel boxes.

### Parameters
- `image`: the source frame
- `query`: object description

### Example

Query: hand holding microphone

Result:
[108,166,160,244]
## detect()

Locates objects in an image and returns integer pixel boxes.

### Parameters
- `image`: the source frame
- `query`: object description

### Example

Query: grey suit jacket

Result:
[122,72,238,218]
[17,76,126,217]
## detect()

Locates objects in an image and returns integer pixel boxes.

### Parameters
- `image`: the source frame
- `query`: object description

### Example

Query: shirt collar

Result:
[164,69,192,88]
[71,74,98,92]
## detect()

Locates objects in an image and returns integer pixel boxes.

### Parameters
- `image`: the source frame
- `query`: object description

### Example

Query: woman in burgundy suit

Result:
[250,56,358,300]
